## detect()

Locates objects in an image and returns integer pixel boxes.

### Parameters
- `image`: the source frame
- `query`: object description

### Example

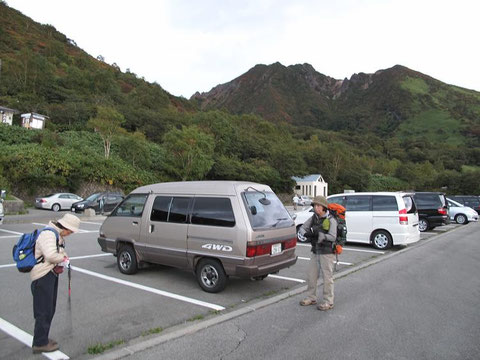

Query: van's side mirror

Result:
[250,206,257,215]
[0,190,6,199]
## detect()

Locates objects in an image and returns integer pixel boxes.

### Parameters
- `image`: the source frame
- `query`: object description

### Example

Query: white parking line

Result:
[297,256,352,265]
[0,254,112,269]
[296,243,384,254]
[0,228,23,235]
[71,265,225,311]
[0,317,70,359]
[267,274,305,283]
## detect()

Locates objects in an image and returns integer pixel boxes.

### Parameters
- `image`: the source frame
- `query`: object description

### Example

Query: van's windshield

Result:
[243,191,294,230]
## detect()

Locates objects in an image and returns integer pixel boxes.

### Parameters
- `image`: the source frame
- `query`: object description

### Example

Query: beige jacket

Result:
[30,222,68,281]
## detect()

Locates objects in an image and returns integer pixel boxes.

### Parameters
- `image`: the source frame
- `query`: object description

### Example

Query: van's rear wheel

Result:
[196,258,227,293]
[371,230,392,250]
[117,245,138,275]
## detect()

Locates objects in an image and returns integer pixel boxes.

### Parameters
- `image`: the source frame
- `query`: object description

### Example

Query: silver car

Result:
[447,198,479,225]
[35,193,83,212]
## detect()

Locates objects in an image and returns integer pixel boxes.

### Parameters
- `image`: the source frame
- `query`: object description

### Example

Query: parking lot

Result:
[0,213,463,359]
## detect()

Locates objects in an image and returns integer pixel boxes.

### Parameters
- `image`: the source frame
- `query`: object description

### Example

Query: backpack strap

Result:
[35,228,60,264]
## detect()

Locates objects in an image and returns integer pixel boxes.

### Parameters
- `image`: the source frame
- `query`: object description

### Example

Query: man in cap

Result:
[30,213,80,353]
[299,196,337,311]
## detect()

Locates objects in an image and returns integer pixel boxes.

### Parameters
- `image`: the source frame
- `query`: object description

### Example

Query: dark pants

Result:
[31,271,58,346]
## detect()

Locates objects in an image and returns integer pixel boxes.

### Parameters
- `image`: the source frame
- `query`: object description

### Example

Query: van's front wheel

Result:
[196,258,227,293]
[117,245,138,275]
[371,230,392,250]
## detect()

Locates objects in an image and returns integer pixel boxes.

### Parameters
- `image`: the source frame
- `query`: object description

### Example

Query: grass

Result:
[87,339,125,355]
[141,327,163,336]
[401,77,429,95]
[187,314,204,322]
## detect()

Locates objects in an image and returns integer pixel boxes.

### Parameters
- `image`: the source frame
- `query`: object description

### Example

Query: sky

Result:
[6,0,480,98]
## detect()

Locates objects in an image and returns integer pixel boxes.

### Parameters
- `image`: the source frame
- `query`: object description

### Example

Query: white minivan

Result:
[326,192,420,250]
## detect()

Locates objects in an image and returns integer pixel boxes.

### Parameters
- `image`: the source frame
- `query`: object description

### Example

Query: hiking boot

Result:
[32,340,59,354]
[299,298,317,306]
[317,303,334,311]
[49,338,58,346]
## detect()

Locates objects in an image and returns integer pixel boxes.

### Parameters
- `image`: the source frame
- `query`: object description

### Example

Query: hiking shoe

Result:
[32,340,59,354]
[49,338,58,346]
[299,298,317,306]
[317,303,334,311]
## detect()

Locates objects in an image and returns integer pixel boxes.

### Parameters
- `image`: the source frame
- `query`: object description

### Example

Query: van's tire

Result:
[52,203,61,212]
[117,245,138,275]
[418,219,429,232]
[196,258,227,293]
[455,214,468,225]
[371,230,392,250]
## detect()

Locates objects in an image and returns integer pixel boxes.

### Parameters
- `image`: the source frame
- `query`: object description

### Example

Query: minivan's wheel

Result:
[371,230,392,250]
[418,219,429,232]
[117,245,138,275]
[296,225,309,243]
[196,258,227,293]
[455,214,468,225]
[52,203,61,212]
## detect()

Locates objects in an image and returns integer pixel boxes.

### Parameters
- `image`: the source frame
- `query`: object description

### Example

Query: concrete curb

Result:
[93,223,469,360]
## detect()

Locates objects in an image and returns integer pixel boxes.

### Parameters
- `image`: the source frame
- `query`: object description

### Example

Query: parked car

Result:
[448,195,480,213]
[35,193,83,212]
[98,181,297,293]
[412,192,448,232]
[446,198,478,225]
[0,190,5,224]
[294,192,420,250]
[71,192,124,214]
[299,195,312,206]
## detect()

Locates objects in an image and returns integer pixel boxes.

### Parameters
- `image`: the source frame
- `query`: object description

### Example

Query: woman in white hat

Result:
[30,213,80,354]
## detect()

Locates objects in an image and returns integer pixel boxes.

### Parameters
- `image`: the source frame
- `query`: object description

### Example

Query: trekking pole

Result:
[68,263,71,297]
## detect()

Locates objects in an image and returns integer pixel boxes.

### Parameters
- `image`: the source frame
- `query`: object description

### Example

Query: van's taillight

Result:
[246,244,271,257]
[438,207,447,215]
[399,208,408,225]
[284,237,297,250]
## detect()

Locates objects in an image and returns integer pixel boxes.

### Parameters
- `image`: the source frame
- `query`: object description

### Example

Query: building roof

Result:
[21,113,49,120]
[292,174,325,182]
[0,106,19,113]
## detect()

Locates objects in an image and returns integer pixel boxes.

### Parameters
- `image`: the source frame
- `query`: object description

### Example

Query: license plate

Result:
[271,243,281,255]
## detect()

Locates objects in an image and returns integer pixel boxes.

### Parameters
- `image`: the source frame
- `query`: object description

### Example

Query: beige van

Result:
[98,181,297,292]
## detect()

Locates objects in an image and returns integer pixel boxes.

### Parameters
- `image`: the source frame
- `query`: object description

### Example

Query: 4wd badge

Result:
[202,244,233,252]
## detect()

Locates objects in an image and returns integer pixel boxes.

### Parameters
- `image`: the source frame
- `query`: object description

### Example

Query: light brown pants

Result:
[305,252,335,305]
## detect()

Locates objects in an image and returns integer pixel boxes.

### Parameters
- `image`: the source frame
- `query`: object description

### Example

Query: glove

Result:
[58,256,70,268]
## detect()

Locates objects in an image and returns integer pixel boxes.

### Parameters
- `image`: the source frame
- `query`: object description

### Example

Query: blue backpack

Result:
[12,227,59,273]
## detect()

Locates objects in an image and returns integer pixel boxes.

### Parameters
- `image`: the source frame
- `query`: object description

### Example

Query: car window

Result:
[414,194,442,208]
[59,194,69,199]
[113,194,148,217]
[150,196,191,223]
[328,196,345,206]
[402,196,417,213]
[372,196,398,211]
[243,191,293,230]
[345,196,371,211]
[191,197,235,227]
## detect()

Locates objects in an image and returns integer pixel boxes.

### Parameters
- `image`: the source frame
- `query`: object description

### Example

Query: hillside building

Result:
[21,112,48,129]
[0,106,18,125]
[292,174,328,197]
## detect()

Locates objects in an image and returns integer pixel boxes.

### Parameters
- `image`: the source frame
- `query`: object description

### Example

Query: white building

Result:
[21,113,48,129]
[0,106,18,125]
[292,174,328,198]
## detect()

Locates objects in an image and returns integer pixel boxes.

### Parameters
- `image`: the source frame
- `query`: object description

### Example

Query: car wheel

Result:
[418,219,429,232]
[52,203,61,212]
[296,225,309,243]
[455,214,468,225]
[371,230,392,250]
[117,245,138,275]
[196,258,227,293]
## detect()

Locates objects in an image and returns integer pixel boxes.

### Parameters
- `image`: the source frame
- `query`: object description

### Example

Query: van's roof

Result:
[131,181,272,196]
[328,191,414,197]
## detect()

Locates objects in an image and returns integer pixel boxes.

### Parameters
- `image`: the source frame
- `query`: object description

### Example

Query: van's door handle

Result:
[132,221,138,225]
[149,224,154,233]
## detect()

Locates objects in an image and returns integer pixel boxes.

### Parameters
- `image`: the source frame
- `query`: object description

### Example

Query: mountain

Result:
[0,2,194,138]
[192,63,480,146]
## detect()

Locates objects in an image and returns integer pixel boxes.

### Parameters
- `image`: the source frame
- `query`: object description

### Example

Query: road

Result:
[109,223,480,360]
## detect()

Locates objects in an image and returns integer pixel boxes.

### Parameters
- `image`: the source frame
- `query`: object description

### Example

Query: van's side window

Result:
[328,196,345,206]
[346,196,371,211]
[113,194,148,217]
[191,197,235,227]
[150,196,191,223]
[372,196,398,211]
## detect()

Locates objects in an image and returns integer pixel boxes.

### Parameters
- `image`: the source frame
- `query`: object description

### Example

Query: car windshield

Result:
[86,193,100,201]
[243,191,294,230]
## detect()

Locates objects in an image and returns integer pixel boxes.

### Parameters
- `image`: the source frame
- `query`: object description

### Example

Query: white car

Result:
[294,192,420,250]
[447,198,478,224]
[35,193,83,212]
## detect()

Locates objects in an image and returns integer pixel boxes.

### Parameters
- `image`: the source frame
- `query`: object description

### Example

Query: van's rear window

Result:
[243,191,294,230]
[191,197,235,227]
